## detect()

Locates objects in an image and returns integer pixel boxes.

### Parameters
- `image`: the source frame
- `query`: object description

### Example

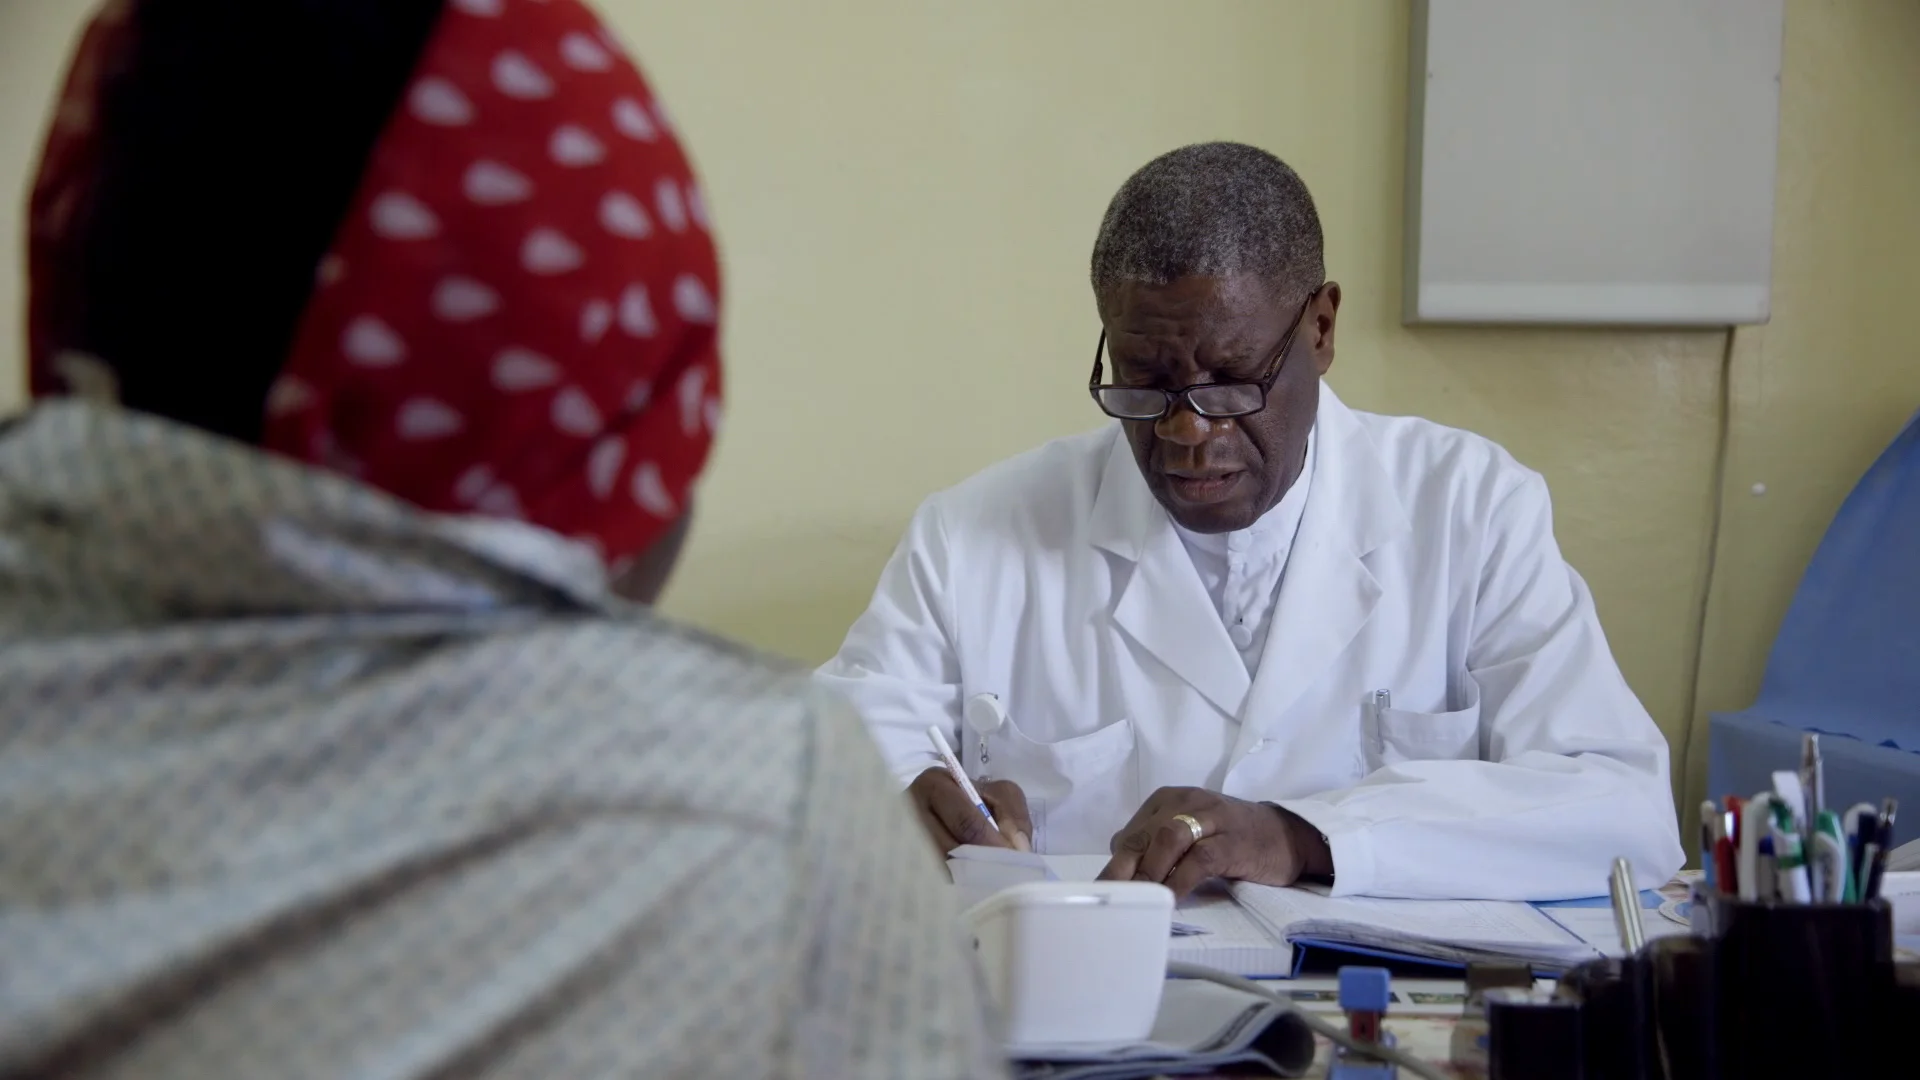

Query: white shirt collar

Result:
[1173,425,1318,672]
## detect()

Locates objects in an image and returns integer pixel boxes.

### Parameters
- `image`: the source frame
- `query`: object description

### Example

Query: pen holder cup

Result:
[1552,941,1713,1080]
[1694,894,1894,1080]
[1642,935,1712,1080]
[1553,956,1651,1080]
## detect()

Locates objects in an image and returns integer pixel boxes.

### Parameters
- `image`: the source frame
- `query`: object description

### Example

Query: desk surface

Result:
[1178,1008,1462,1078]
[1229,875,1701,1078]
[1302,1017,1460,1078]
[1248,981,1467,1079]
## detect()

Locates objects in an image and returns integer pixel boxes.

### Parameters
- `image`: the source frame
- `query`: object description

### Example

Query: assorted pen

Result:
[1700,733,1897,903]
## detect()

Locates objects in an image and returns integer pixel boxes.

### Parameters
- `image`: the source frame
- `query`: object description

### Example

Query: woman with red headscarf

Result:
[0,2,998,1078]
[27,0,717,602]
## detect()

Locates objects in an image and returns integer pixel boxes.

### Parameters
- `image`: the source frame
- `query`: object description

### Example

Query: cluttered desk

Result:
[952,734,1920,1079]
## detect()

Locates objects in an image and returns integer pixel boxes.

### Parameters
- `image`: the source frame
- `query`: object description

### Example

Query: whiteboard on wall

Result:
[1404,0,1785,326]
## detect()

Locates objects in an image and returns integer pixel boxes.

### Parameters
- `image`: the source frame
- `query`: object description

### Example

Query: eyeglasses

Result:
[1088,285,1321,422]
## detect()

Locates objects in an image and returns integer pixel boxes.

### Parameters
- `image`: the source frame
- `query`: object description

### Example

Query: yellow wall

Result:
[3,1,1917,822]
[1685,1,1920,816]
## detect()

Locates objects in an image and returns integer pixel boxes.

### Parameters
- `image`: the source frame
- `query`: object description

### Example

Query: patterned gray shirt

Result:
[0,403,1002,1080]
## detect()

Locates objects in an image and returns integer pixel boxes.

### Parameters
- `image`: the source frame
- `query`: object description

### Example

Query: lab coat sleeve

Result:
[1273,473,1687,901]
[814,501,962,789]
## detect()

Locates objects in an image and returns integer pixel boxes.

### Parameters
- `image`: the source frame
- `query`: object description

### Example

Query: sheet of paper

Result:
[1042,853,1111,881]
[1009,980,1315,1077]
[946,847,1106,881]
[948,846,1056,909]
[1882,871,1920,936]
[1168,891,1279,948]
[1230,882,1597,966]
[1879,870,1920,895]
[1236,884,1584,947]
[949,845,1057,873]
[1541,906,1690,958]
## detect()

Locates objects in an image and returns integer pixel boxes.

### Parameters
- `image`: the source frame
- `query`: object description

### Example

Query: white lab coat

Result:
[817,385,1685,901]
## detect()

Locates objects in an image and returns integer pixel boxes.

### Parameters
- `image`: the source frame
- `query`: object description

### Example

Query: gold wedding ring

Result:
[1172,813,1205,843]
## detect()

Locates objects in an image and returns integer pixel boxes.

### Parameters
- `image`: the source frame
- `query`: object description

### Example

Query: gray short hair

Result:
[1090,142,1324,306]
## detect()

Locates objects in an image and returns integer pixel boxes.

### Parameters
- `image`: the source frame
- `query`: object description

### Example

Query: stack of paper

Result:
[1229,882,1602,971]
[947,846,1105,908]
[948,845,1055,906]
[1880,870,1920,940]
[1008,979,1313,1079]
[1536,904,1689,959]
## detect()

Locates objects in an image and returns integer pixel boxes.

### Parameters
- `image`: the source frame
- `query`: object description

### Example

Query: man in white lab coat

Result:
[817,143,1685,901]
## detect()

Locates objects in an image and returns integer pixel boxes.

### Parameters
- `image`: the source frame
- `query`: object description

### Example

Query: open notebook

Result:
[948,846,1608,979]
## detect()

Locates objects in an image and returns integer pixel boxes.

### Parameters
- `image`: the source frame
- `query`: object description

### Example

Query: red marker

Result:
[1724,795,1748,898]
[1712,835,1737,895]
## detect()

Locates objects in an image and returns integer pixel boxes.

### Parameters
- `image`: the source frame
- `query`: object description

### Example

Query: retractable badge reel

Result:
[964,693,1008,780]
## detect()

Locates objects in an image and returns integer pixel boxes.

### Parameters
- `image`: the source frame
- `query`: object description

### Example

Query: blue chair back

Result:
[1751,409,1920,748]
[1709,409,1920,822]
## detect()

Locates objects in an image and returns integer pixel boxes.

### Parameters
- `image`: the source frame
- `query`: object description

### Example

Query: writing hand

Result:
[907,767,1033,854]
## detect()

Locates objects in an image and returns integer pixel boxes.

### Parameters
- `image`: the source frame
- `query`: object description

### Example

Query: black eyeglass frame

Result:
[1087,284,1324,422]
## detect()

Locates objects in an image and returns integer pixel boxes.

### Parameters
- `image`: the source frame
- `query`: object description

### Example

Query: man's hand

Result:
[1098,787,1332,897]
[907,767,1033,854]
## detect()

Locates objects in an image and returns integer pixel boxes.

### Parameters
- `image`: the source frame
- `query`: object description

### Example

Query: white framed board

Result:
[1404,0,1785,327]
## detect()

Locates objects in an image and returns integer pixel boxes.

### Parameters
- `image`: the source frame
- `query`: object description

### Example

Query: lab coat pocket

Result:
[991,716,1136,853]
[1371,701,1483,769]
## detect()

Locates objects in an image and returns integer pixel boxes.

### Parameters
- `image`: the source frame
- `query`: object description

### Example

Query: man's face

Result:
[1098,273,1339,533]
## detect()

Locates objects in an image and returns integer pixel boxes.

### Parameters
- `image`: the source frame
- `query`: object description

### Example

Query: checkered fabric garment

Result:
[0,402,1001,1080]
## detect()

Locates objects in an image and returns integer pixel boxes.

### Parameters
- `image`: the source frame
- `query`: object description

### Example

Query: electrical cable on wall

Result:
[1675,327,1739,821]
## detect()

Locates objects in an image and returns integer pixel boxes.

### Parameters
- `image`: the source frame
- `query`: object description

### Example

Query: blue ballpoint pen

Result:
[926,724,1002,835]
[1862,798,1898,900]
[1843,801,1877,901]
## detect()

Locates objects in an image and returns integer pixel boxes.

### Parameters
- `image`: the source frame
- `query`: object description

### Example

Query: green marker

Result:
[1812,810,1848,903]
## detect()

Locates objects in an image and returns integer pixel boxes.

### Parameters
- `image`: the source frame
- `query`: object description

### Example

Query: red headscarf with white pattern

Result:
[29,0,722,575]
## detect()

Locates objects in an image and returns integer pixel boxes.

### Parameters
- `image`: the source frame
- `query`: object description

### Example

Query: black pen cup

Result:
[1696,893,1894,1079]
[1554,955,1651,1079]
[1641,934,1711,1080]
